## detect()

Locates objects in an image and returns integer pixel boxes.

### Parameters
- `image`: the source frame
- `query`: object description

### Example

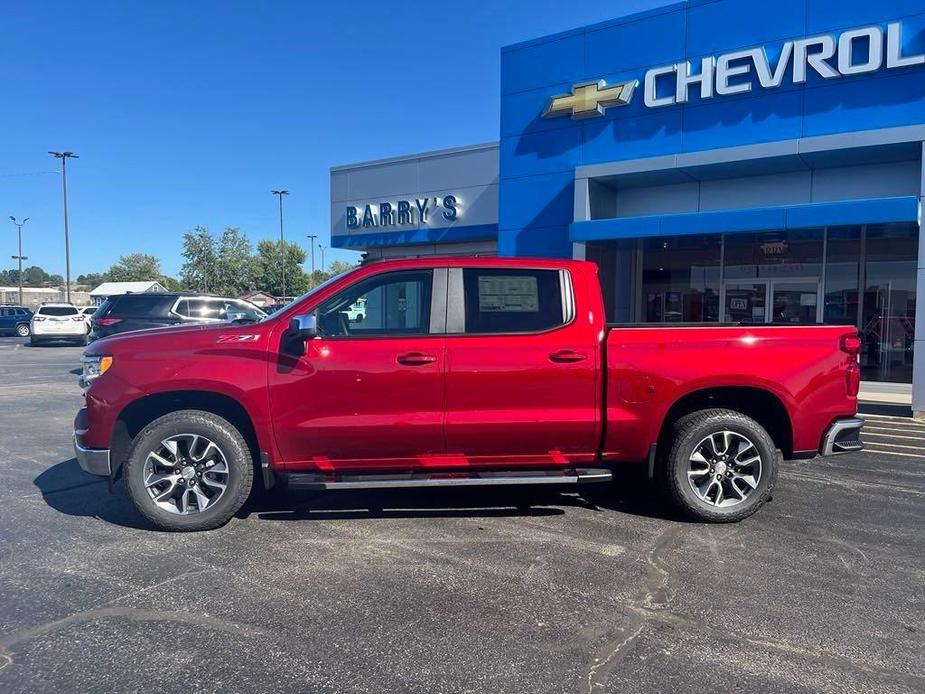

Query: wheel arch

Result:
[112,390,262,480]
[656,386,794,459]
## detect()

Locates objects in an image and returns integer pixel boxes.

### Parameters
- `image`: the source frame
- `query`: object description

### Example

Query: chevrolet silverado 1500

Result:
[74,257,863,531]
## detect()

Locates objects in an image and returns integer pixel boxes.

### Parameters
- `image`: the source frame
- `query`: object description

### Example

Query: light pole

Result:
[306,234,317,274]
[49,151,78,304]
[271,189,289,297]
[8,216,29,306]
[318,244,326,272]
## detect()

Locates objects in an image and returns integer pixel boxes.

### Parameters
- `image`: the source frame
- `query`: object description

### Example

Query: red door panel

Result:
[269,336,445,470]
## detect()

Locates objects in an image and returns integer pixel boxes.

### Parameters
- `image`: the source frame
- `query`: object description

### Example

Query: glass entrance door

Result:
[723,282,768,322]
[722,278,821,323]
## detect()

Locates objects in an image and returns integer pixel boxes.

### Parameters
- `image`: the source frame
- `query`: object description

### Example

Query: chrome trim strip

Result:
[821,417,865,456]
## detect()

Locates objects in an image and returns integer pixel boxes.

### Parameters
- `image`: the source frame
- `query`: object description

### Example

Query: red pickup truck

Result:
[74,257,863,531]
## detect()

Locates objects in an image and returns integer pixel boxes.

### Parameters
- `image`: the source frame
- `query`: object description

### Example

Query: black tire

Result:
[29,335,38,346]
[76,334,88,346]
[661,408,778,523]
[15,323,30,337]
[124,410,254,531]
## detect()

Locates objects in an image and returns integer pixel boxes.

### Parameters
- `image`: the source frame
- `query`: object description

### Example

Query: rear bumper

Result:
[74,436,111,477]
[820,417,864,456]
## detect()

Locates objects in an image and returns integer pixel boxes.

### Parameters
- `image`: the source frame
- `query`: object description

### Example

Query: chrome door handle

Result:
[549,350,587,364]
[397,352,437,366]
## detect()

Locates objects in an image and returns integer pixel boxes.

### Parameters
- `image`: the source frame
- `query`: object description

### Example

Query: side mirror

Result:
[289,313,317,339]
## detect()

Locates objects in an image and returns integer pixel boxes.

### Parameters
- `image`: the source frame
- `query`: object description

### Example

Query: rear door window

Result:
[186,299,222,320]
[460,268,567,334]
[111,295,172,317]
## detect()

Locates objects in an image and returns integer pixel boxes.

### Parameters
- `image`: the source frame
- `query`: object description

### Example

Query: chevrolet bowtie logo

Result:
[542,79,638,119]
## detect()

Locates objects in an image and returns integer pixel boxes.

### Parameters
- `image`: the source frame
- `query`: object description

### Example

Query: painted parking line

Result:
[861,414,923,425]
[864,431,925,441]
[861,421,925,432]
[861,446,925,459]
[857,439,923,450]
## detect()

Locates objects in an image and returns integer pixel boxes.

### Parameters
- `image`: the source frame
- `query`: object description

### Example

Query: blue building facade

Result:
[332,0,925,414]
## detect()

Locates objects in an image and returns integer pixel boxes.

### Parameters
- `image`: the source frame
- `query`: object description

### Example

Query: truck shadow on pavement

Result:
[35,459,682,530]
[34,458,152,530]
[246,465,682,524]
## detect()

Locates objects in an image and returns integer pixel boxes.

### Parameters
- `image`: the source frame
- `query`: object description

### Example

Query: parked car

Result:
[0,305,33,337]
[74,257,863,531]
[78,306,96,333]
[89,293,267,341]
[31,303,88,345]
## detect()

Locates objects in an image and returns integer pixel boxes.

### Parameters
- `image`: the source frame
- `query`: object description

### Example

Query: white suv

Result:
[30,303,88,346]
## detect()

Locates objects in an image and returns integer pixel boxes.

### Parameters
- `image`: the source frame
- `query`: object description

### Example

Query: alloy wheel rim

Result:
[16,324,29,336]
[143,434,229,515]
[687,430,762,508]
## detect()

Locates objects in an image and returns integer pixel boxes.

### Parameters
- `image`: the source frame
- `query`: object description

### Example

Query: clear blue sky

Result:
[2,0,668,278]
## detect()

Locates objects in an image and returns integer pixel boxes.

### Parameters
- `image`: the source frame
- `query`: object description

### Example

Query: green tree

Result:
[76,272,108,288]
[327,259,355,277]
[22,266,52,286]
[254,239,308,297]
[180,226,218,292]
[106,253,163,282]
[215,227,255,295]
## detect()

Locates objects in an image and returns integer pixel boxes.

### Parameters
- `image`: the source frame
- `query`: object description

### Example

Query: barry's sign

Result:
[346,195,458,230]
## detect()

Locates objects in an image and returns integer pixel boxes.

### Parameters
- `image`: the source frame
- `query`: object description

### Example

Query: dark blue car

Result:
[0,306,33,337]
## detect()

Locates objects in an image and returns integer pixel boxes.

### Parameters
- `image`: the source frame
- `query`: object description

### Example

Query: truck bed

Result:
[602,323,859,462]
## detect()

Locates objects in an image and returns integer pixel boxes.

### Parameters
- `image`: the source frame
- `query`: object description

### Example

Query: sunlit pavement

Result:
[0,335,922,693]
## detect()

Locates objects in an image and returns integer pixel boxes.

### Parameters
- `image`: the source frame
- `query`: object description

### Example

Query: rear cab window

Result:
[458,268,570,334]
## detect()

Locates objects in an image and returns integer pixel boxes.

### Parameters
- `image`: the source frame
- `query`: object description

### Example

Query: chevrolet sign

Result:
[542,21,924,118]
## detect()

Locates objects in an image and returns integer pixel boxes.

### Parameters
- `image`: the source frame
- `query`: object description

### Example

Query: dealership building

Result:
[331,0,925,416]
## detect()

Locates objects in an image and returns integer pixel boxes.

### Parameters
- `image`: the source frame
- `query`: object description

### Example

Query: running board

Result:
[284,468,612,491]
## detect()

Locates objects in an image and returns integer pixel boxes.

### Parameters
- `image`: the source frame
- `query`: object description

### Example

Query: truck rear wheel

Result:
[124,410,254,531]
[662,408,778,523]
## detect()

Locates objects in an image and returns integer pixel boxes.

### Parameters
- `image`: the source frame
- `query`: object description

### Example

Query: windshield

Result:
[260,268,355,322]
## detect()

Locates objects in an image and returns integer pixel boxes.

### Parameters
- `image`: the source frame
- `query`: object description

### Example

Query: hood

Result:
[85,320,270,356]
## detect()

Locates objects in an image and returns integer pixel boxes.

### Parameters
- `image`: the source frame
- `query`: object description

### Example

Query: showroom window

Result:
[621,223,919,382]
[641,234,721,322]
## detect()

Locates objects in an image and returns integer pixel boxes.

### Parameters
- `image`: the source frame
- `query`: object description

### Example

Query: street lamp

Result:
[8,216,29,306]
[306,234,317,274]
[49,151,78,304]
[318,244,326,272]
[271,189,289,297]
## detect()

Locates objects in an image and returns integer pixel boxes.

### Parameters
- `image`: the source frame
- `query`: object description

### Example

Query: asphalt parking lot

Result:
[0,335,922,694]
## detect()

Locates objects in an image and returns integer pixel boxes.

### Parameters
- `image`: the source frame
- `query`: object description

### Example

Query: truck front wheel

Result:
[124,410,254,531]
[662,408,778,523]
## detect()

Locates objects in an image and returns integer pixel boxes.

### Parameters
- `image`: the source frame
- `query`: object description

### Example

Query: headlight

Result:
[80,355,113,385]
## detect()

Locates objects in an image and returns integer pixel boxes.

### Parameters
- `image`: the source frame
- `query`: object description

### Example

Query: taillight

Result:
[71,316,84,321]
[840,333,861,356]
[33,316,46,322]
[94,317,122,327]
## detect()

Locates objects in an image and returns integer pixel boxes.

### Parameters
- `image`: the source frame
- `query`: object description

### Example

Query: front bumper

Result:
[821,417,864,456]
[74,436,111,476]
